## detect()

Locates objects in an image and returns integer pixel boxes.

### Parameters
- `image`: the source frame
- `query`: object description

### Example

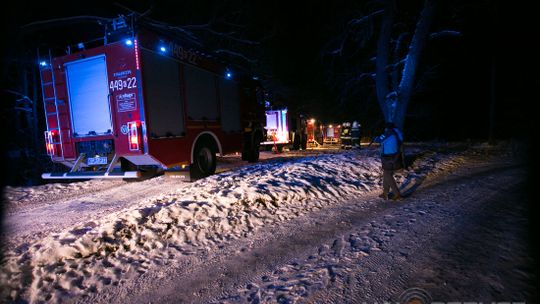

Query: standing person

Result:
[340,122,351,149]
[374,122,404,200]
[351,121,361,149]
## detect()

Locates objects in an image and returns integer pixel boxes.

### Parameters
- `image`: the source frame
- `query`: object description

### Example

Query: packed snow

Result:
[0,143,522,303]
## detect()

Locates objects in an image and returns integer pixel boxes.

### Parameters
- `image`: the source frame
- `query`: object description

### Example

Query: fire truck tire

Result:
[246,134,262,163]
[292,134,300,150]
[301,135,308,150]
[191,142,217,179]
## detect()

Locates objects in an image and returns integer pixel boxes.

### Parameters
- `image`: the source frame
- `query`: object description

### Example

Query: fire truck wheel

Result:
[191,143,217,179]
[301,136,308,150]
[246,135,261,163]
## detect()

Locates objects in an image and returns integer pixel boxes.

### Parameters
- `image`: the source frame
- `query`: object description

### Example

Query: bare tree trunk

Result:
[394,0,437,130]
[488,54,496,145]
[488,2,497,145]
[375,0,395,122]
[32,65,40,152]
[391,32,409,90]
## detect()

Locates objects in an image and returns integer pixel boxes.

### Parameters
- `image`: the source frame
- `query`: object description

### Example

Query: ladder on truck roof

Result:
[39,50,65,161]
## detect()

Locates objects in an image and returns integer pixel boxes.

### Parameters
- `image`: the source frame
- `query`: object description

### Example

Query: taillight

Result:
[44,131,55,155]
[127,121,140,151]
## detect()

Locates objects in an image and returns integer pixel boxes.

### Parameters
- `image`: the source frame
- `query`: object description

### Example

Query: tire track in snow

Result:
[108,164,522,303]
[1,148,502,303]
[218,164,527,303]
[3,177,184,245]
[2,153,383,302]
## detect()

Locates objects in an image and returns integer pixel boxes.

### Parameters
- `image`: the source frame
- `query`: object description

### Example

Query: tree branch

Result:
[386,58,406,71]
[349,72,376,84]
[181,23,212,30]
[143,20,203,46]
[22,16,112,30]
[429,30,461,39]
[183,23,261,45]
[348,9,384,26]
[113,2,153,18]
[4,89,34,104]
[329,32,349,56]
[214,49,258,64]
[328,9,384,56]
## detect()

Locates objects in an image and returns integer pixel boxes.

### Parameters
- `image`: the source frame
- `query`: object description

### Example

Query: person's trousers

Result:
[383,169,400,196]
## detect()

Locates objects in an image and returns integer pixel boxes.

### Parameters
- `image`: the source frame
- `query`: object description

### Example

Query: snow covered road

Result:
[105,162,532,304]
[1,144,533,303]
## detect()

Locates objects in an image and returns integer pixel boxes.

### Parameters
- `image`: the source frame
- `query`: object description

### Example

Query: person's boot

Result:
[378,193,388,200]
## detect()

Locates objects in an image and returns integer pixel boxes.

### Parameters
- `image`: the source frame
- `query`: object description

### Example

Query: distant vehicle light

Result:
[310,119,316,124]
[276,130,288,143]
[39,61,47,67]
[125,39,133,46]
[159,46,166,52]
[226,72,232,79]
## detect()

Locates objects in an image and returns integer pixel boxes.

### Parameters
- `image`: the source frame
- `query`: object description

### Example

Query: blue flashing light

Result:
[226,72,232,79]
[39,61,47,67]
[159,46,166,52]
[125,39,133,46]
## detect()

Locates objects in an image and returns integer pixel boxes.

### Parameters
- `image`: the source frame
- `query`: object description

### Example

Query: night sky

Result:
[1,0,535,141]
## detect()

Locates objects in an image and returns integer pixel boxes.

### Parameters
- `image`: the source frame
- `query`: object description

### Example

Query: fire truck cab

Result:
[39,17,264,180]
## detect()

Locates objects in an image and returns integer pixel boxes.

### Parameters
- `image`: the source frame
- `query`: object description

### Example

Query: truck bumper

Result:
[261,140,289,145]
[42,171,141,179]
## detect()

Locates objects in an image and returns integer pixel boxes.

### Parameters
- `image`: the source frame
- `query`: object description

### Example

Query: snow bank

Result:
[1,150,470,302]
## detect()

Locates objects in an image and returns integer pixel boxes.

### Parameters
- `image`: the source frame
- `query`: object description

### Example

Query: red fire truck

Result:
[322,124,341,144]
[306,118,321,147]
[261,108,290,152]
[39,17,264,180]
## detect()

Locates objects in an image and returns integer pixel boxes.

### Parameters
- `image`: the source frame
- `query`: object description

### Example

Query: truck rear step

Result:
[42,171,141,179]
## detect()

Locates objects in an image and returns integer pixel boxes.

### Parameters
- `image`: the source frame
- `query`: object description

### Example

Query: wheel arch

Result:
[190,131,222,164]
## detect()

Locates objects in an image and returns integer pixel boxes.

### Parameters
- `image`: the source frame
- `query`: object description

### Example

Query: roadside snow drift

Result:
[1,150,469,302]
